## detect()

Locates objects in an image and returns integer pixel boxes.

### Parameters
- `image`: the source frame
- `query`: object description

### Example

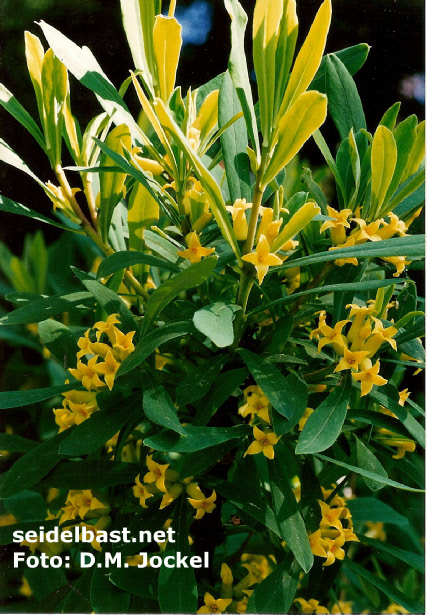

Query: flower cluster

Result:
[310,298,400,396]
[52,314,135,431]
[308,485,358,567]
[59,489,110,525]
[239,385,280,459]
[322,207,418,277]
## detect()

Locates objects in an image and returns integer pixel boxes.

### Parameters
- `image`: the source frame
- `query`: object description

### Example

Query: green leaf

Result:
[247,555,300,614]
[360,535,425,573]
[143,375,187,436]
[96,250,180,279]
[176,355,227,406]
[193,367,249,426]
[3,490,47,521]
[296,373,351,454]
[0,433,38,452]
[0,83,45,150]
[76,276,137,336]
[90,567,131,614]
[346,497,409,526]
[118,321,195,377]
[310,44,370,91]
[224,0,260,161]
[269,444,314,572]
[379,102,401,130]
[209,478,280,536]
[355,436,388,491]
[343,559,424,614]
[219,71,251,203]
[193,302,240,348]
[0,430,71,497]
[238,348,305,420]
[347,409,414,440]
[276,235,426,271]
[0,194,81,233]
[60,393,142,456]
[175,439,242,480]
[325,54,366,140]
[0,290,93,326]
[158,496,198,613]
[0,382,76,410]
[315,453,424,492]
[42,460,140,489]
[247,278,398,317]
[142,256,217,335]
[0,519,57,546]
[111,567,159,600]
[271,373,308,437]
[144,425,250,453]
[267,314,294,354]
[382,115,418,210]
[38,319,78,367]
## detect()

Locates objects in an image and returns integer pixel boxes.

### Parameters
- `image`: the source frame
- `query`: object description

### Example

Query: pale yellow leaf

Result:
[193,90,219,144]
[263,90,328,187]
[271,201,321,253]
[280,0,331,115]
[371,125,397,218]
[402,120,425,182]
[153,15,182,102]
[24,31,45,123]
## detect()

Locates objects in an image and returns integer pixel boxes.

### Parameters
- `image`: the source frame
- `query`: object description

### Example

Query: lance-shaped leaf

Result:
[310,43,370,92]
[0,84,45,151]
[153,98,242,263]
[279,0,331,114]
[142,256,217,335]
[98,124,131,242]
[224,0,260,162]
[382,115,417,207]
[41,48,68,166]
[193,90,220,146]
[325,54,366,141]
[296,373,351,454]
[263,91,327,188]
[402,120,425,182]
[253,0,283,140]
[370,125,397,219]
[0,194,81,233]
[219,71,251,203]
[273,0,298,118]
[248,555,300,614]
[127,181,159,257]
[24,31,45,124]
[270,200,320,252]
[119,0,154,94]
[153,15,182,103]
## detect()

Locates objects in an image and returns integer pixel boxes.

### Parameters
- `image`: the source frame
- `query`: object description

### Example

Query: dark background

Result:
[0,0,424,251]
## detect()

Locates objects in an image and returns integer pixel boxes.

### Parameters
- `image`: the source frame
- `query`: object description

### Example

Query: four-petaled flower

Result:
[188,490,217,520]
[197,592,232,614]
[95,350,120,390]
[244,426,279,460]
[241,235,282,284]
[144,455,169,492]
[177,232,215,264]
[335,348,370,372]
[69,356,105,391]
[132,475,154,508]
[352,359,387,396]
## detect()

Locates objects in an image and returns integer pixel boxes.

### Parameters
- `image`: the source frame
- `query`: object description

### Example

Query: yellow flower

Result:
[335,348,370,372]
[377,213,407,239]
[68,401,97,425]
[318,500,344,531]
[382,255,412,277]
[322,533,346,566]
[76,329,92,359]
[320,206,353,245]
[143,455,170,492]
[73,490,110,519]
[112,327,136,360]
[95,350,120,390]
[353,218,384,242]
[365,521,386,541]
[381,603,409,614]
[360,317,397,356]
[318,320,349,354]
[94,313,121,342]
[244,426,279,460]
[197,592,232,614]
[68,356,105,391]
[239,386,270,423]
[19,576,32,598]
[53,407,75,432]
[294,597,330,613]
[331,600,353,614]
[378,436,416,459]
[398,388,410,406]
[241,235,282,284]
[188,490,217,520]
[177,231,215,264]
[60,493,79,525]
[352,359,387,396]
[132,475,154,508]
[226,198,252,240]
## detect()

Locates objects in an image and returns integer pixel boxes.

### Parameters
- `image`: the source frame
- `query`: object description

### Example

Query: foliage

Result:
[0,0,424,613]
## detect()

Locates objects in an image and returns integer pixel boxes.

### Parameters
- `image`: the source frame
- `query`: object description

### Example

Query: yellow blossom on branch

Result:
[244,426,279,459]
[68,356,105,391]
[188,490,217,520]
[177,231,215,263]
[352,359,387,396]
[143,455,170,492]
[132,475,154,508]
[95,350,120,390]
[294,597,330,613]
[241,235,282,284]
[197,592,232,614]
